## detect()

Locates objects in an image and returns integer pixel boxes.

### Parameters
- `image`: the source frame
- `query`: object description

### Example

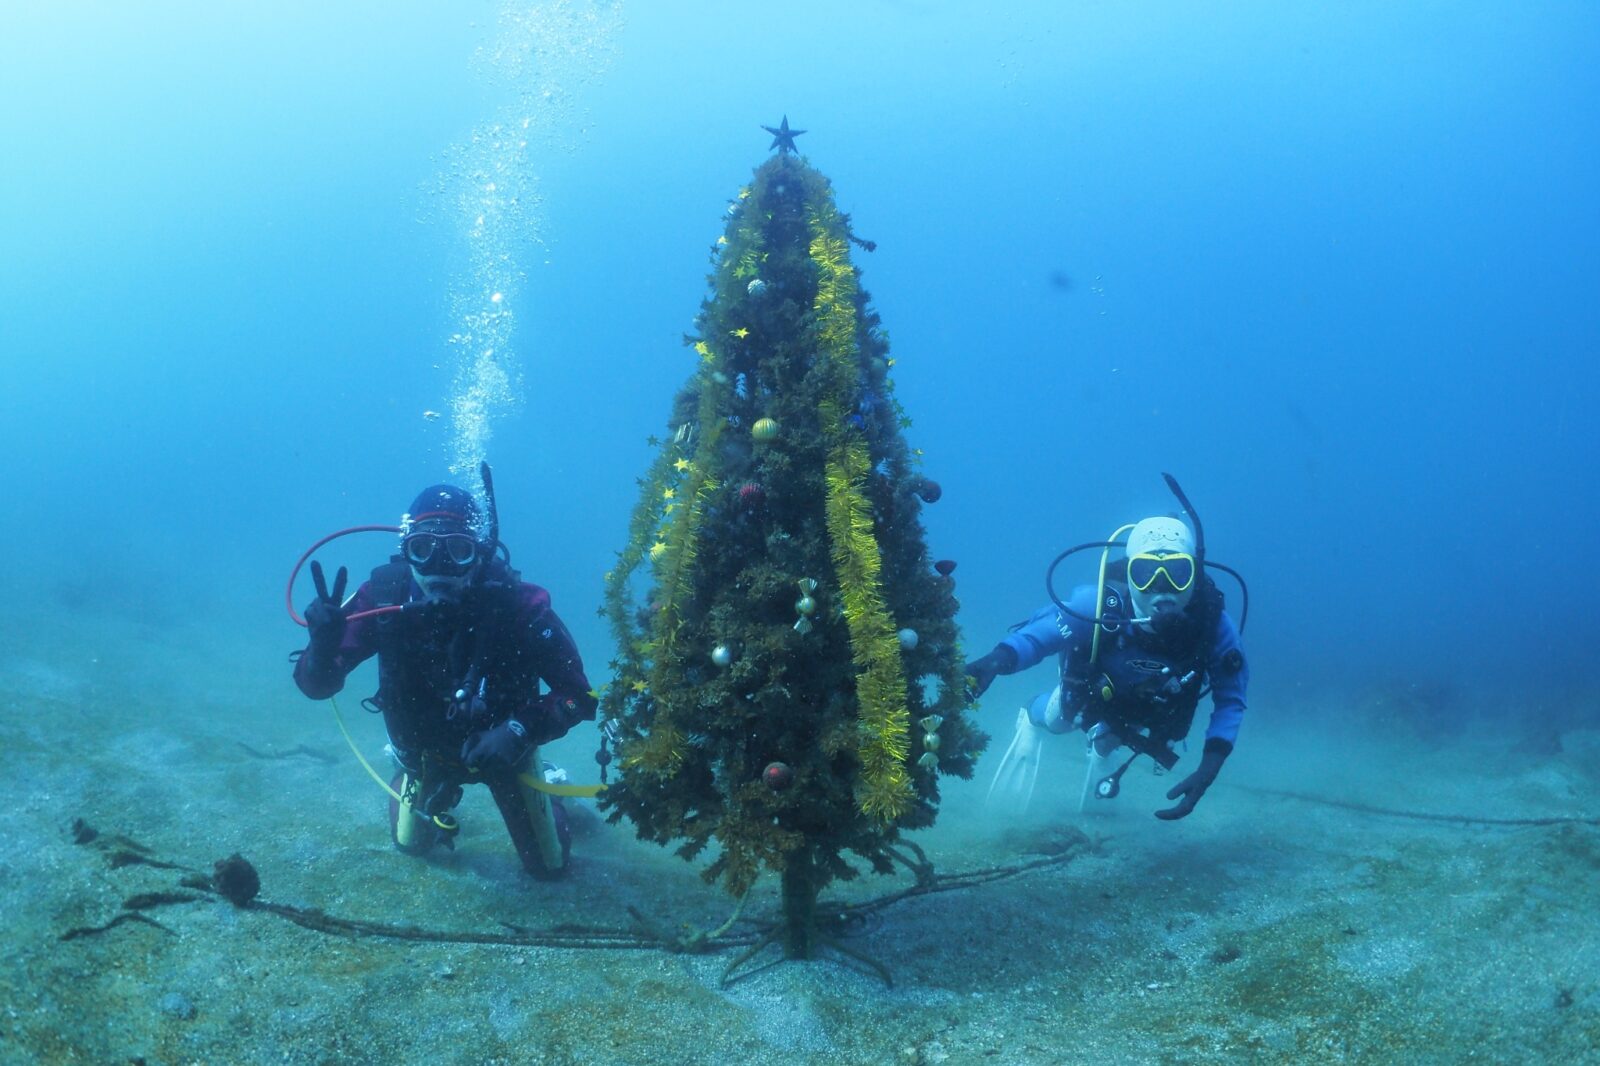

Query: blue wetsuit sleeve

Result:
[996,604,1065,671]
[1203,611,1248,745]
[996,588,1096,672]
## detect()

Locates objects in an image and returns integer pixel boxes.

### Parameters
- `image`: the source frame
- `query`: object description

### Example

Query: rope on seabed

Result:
[1230,784,1600,827]
[60,820,1091,952]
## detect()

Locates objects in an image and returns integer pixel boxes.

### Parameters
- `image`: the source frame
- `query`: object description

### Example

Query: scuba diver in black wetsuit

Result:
[966,475,1249,820]
[292,470,598,879]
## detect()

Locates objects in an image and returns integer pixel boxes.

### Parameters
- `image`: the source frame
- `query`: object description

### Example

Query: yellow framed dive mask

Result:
[1128,551,1196,594]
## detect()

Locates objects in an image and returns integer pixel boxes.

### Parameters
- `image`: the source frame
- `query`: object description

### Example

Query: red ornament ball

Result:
[738,481,765,506]
[934,559,957,577]
[762,761,794,791]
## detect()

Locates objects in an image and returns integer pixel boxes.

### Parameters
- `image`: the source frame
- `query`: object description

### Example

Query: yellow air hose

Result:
[330,697,607,801]
[1090,523,1136,667]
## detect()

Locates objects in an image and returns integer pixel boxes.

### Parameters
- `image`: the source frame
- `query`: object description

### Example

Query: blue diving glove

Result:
[461,718,532,773]
[1154,738,1231,820]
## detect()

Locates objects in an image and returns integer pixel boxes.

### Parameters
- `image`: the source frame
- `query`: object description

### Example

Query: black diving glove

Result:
[963,644,1018,698]
[461,718,532,773]
[303,561,349,658]
[1155,737,1232,821]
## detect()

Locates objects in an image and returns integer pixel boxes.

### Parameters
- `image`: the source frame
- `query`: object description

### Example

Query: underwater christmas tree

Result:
[600,124,985,962]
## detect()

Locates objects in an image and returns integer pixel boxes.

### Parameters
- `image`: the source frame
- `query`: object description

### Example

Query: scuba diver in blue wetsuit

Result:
[291,467,598,879]
[965,475,1249,820]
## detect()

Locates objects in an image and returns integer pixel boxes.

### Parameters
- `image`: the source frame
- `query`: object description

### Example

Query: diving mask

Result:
[404,528,481,601]
[403,531,480,569]
[1128,552,1195,594]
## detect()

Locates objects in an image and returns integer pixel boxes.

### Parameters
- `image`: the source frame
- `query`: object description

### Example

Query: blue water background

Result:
[3,1,1597,744]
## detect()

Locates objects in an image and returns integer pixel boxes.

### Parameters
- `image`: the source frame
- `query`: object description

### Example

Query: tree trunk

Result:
[780,847,818,959]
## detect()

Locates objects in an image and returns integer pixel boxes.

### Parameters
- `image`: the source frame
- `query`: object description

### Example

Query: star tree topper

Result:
[761,115,806,154]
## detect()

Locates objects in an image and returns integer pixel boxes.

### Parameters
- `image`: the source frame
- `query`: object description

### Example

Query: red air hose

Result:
[286,525,406,626]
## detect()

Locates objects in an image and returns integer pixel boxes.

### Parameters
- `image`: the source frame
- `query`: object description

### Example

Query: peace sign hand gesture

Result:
[305,560,349,654]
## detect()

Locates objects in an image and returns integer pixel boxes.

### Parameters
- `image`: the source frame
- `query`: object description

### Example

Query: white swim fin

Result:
[987,707,1045,815]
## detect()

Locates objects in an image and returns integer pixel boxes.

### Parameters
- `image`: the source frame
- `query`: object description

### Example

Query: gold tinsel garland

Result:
[605,196,760,776]
[617,195,761,768]
[809,201,915,822]
[601,449,679,700]
[627,384,725,776]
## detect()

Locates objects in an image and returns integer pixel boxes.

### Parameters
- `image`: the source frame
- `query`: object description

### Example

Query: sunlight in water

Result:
[443,1,621,486]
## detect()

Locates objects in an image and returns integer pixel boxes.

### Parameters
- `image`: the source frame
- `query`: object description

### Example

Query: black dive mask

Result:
[403,531,480,572]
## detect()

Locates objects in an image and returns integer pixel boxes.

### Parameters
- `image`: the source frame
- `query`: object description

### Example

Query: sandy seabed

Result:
[3,605,1597,1065]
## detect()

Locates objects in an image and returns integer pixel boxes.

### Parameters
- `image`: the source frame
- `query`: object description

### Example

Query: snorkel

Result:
[478,460,509,570]
[1162,471,1250,634]
[480,460,500,546]
[1163,471,1204,577]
